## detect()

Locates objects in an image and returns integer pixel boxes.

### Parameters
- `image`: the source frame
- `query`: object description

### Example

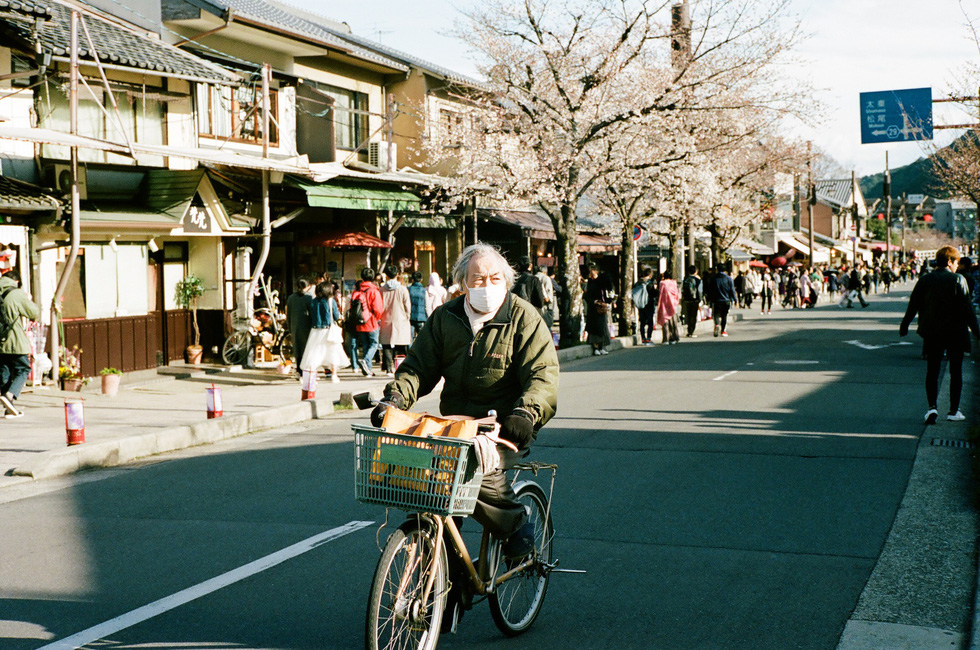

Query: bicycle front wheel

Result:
[366,520,447,650]
[489,481,553,636]
[221,330,251,366]
[277,332,293,365]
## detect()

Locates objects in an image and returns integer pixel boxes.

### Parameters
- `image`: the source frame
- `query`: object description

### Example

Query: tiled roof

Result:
[204,0,408,72]
[3,3,237,83]
[815,179,856,209]
[0,0,50,18]
[0,175,61,211]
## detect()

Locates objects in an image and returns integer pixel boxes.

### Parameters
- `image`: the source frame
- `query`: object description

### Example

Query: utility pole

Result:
[671,0,691,277]
[900,192,907,264]
[883,151,892,268]
[385,93,395,172]
[50,10,82,381]
[806,141,814,266]
[851,170,859,265]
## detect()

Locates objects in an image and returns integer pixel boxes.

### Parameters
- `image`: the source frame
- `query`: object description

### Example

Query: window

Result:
[196,83,279,145]
[38,83,164,144]
[82,244,150,319]
[440,109,464,148]
[316,84,369,151]
[10,54,33,88]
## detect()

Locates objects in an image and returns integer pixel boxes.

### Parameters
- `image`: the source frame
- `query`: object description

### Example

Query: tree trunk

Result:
[618,221,636,336]
[672,219,685,280]
[554,205,583,349]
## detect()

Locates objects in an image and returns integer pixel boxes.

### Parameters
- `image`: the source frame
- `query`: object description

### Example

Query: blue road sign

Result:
[860,87,933,144]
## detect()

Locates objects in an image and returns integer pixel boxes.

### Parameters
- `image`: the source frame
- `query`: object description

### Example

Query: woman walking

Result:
[760,269,775,315]
[300,281,347,383]
[379,265,412,376]
[584,263,613,355]
[425,271,448,316]
[656,271,681,344]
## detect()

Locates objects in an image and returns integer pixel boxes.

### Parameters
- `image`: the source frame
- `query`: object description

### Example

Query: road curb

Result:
[10,398,336,480]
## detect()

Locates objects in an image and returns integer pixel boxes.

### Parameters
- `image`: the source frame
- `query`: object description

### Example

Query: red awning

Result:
[303,232,393,249]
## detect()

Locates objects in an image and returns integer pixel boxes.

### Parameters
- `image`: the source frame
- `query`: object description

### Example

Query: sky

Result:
[303,0,979,177]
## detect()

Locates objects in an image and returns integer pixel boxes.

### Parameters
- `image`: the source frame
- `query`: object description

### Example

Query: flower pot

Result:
[61,377,84,392]
[101,373,121,397]
[185,345,203,365]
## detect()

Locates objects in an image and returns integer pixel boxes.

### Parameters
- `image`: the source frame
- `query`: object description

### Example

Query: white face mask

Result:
[466,281,508,314]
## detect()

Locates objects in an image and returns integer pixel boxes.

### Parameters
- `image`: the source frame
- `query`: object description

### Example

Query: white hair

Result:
[452,243,516,289]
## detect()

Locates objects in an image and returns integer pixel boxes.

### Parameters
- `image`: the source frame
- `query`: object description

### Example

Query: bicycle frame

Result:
[394,461,558,608]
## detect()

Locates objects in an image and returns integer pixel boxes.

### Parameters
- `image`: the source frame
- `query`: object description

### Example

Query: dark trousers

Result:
[410,320,425,341]
[681,301,699,335]
[638,305,656,341]
[714,301,731,332]
[0,353,31,399]
[381,344,408,373]
[472,468,526,540]
[925,338,965,413]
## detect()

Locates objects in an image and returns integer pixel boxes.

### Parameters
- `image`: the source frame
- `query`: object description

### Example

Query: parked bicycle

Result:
[221,307,293,366]
[354,412,574,649]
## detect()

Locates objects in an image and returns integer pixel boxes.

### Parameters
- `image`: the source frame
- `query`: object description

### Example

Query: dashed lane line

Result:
[38,520,375,650]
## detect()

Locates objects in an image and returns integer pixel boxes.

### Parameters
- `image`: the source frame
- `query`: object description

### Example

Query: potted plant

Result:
[174,274,206,364]
[100,367,122,396]
[59,345,86,391]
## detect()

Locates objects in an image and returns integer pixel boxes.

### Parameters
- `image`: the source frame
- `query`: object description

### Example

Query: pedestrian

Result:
[425,271,448,317]
[712,265,737,337]
[633,266,656,345]
[584,263,613,355]
[827,269,839,302]
[536,265,555,329]
[656,271,680,344]
[759,269,774,314]
[300,281,346,383]
[407,271,427,340]
[743,268,758,309]
[379,265,412,376]
[680,265,703,337]
[370,242,558,631]
[900,246,980,424]
[347,267,384,376]
[0,249,39,418]
[956,257,976,299]
[844,264,869,308]
[285,277,314,376]
[511,255,545,310]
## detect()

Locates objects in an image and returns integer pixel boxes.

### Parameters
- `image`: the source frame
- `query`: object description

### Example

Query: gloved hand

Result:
[499,411,535,450]
[371,392,405,428]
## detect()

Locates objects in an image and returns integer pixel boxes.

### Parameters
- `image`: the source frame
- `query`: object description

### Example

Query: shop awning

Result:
[293,179,420,212]
[577,233,620,253]
[302,232,393,249]
[80,204,181,231]
[399,215,456,229]
[727,248,754,262]
[776,232,830,264]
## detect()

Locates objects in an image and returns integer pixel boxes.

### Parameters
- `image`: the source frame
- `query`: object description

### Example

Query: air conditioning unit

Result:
[53,164,87,200]
[368,141,397,171]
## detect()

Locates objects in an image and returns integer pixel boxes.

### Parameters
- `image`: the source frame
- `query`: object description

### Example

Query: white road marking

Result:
[713,370,739,381]
[845,340,913,351]
[772,360,820,365]
[38,520,375,650]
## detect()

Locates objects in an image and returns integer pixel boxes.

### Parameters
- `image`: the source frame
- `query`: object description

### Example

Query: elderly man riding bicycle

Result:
[371,242,559,629]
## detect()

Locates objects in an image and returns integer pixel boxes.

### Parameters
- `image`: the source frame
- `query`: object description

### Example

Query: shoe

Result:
[599,349,609,355]
[713,324,720,337]
[593,349,602,356]
[947,411,966,422]
[721,331,729,337]
[502,521,535,561]
[924,408,938,425]
[358,360,375,377]
[0,394,21,418]
[331,374,340,384]
[385,372,395,378]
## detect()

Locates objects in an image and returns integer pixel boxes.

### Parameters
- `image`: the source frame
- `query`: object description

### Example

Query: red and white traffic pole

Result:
[206,383,222,419]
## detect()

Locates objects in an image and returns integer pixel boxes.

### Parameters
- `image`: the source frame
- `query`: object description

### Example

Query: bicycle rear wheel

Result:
[489,481,553,636]
[366,520,447,650]
[221,330,251,366]
[277,332,293,365]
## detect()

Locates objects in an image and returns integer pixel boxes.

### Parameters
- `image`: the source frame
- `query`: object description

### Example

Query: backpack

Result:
[631,282,649,309]
[681,276,699,302]
[0,286,15,345]
[346,292,367,331]
[512,273,535,304]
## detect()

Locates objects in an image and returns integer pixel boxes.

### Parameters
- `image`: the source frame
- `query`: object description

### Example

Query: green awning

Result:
[294,179,420,212]
[399,215,455,229]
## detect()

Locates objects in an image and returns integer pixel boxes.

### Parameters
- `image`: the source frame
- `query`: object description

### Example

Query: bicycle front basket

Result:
[353,425,483,516]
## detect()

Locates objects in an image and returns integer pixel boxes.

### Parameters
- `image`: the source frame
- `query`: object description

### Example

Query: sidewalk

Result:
[0,334,647,489]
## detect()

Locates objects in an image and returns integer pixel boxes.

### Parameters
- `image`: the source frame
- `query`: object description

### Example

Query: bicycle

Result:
[221,307,293,366]
[354,421,571,649]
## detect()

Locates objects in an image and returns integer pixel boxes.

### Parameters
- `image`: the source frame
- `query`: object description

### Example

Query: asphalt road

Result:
[0,287,934,649]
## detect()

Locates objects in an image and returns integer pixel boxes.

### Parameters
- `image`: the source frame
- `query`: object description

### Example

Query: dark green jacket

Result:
[386,292,558,428]
[0,274,39,355]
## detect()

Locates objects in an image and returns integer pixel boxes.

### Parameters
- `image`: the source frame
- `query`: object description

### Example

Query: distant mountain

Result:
[860,156,938,201]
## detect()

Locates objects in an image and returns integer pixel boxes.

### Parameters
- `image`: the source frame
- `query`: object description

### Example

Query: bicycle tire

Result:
[366,520,447,650]
[221,330,251,366]
[489,481,553,637]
